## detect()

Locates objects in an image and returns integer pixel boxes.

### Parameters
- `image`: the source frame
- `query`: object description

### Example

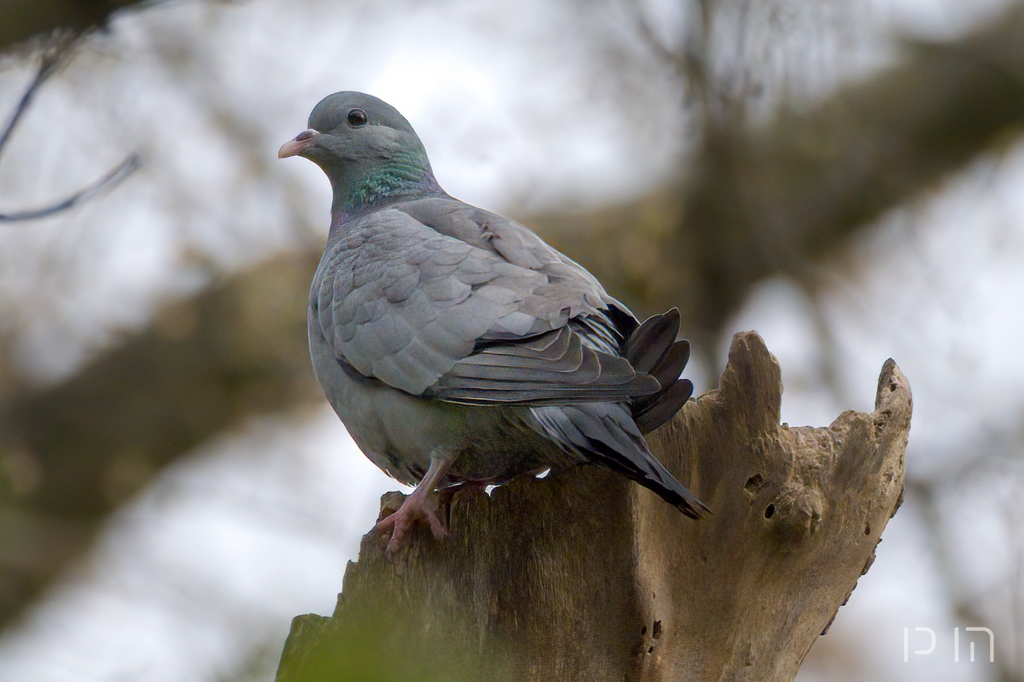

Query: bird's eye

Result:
[347,109,368,126]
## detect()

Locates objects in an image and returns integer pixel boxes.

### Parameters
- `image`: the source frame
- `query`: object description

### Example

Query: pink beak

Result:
[278,129,318,158]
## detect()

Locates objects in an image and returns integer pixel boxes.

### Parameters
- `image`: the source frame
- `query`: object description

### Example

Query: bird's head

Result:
[279,91,440,219]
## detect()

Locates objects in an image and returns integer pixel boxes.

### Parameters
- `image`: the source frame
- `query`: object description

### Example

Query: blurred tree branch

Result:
[683,7,1024,332]
[536,2,1024,356]
[0,35,73,151]
[0,0,151,52]
[907,479,1022,681]
[0,155,140,221]
[0,253,322,629]
[0,34,140,222]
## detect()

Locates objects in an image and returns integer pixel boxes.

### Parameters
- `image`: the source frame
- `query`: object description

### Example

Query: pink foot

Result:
[374,492,448,554]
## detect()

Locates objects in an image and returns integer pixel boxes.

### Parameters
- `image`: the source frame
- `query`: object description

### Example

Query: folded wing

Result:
[313,204,655,404]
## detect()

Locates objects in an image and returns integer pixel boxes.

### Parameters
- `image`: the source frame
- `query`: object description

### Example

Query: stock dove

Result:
[279,92,708,551]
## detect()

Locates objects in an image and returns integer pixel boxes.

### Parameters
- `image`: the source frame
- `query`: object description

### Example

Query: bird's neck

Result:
[329,151,441,225]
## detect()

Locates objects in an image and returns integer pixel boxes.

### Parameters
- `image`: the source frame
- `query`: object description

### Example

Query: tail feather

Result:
[624,309,694,434]
[625,309,680,373]
[650,339,690,388]
[530,402,710,519]
[634,378,693,433]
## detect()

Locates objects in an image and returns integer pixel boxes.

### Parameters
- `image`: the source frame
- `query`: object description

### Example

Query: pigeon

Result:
[279,92,709,551]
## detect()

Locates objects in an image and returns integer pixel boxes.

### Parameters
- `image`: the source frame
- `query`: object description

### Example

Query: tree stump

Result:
[275,331,910,681]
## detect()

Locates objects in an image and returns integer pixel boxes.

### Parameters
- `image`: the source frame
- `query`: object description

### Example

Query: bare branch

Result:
[0,153,140,222]
[0,36,141,223]
[0,32,75,157]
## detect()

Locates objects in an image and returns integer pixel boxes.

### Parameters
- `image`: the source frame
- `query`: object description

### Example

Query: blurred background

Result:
[0,0,1022,679]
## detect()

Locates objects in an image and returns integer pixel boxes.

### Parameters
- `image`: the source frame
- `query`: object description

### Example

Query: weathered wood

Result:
[275,332,909,681]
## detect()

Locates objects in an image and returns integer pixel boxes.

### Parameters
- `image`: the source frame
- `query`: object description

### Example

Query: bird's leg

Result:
[375,455,452,553]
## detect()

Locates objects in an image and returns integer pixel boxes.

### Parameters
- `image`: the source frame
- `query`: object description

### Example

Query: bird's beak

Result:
[278,129,319,158]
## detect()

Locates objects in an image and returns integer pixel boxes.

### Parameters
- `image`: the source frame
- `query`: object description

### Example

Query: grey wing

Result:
[313,206,657,403]
[427,321,658,405]
[394,196,617,313]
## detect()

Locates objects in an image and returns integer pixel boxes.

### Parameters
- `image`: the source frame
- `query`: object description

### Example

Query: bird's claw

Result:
[375,494,448,554]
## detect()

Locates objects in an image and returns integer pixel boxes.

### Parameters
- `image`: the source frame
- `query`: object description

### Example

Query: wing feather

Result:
[312,201,647,403]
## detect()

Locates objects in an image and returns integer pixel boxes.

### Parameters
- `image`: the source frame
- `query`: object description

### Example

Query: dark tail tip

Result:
[626,309,693,433]
[634,379,693,433]
[626,309,681,372]
[659,482,712,520]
